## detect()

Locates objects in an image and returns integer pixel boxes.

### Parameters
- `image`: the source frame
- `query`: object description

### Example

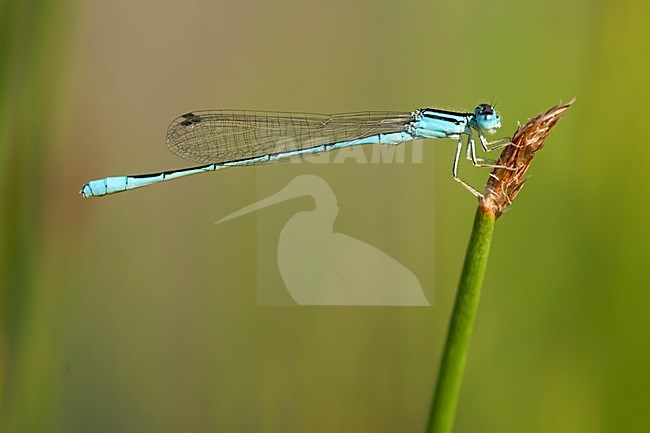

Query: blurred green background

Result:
[1,0,649,431]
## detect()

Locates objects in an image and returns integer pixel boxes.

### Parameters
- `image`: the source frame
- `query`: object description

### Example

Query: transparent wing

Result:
[166,110,414,164]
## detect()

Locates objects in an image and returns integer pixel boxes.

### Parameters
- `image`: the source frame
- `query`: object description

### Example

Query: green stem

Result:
[426,205,496,433]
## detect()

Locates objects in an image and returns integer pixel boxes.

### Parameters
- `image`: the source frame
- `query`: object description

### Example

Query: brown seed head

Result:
[481,99,575,218]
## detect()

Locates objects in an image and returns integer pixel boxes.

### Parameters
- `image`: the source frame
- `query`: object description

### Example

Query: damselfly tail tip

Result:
[481,98,575,218]
[80,183,93,198]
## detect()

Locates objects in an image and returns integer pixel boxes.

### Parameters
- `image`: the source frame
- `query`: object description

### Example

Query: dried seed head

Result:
[481,99,575,218]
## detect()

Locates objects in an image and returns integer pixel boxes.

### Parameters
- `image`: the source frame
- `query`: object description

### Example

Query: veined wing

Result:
[166,110,414,164]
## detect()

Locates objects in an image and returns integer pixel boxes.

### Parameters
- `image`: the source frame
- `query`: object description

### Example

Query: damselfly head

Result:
[474,103,501,134]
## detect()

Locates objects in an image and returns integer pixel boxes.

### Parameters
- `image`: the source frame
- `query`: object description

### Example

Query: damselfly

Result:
[80,104,506,198]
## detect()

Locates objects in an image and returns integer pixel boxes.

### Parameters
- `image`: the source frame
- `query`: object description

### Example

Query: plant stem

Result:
[426,204,496,433]
[424,101,573,432]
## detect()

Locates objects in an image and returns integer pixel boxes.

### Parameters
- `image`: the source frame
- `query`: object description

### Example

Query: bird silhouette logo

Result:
[217,175,429,306]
